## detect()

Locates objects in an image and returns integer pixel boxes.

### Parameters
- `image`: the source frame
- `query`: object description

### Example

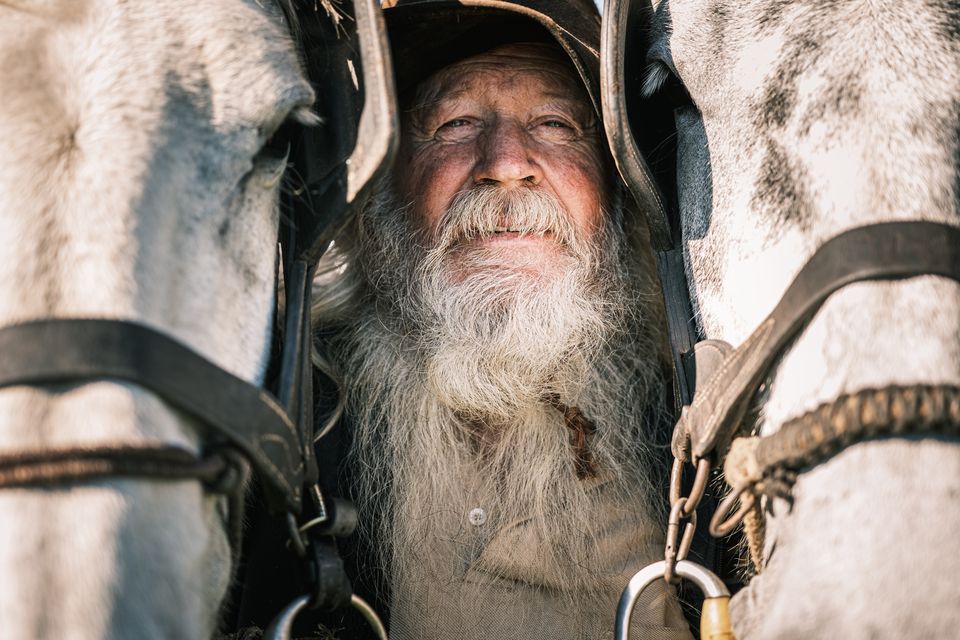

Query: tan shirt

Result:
[389,479,693,640]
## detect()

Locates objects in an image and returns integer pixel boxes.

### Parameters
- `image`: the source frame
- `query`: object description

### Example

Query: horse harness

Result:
[0,2,396,638]
[601,1,960,638]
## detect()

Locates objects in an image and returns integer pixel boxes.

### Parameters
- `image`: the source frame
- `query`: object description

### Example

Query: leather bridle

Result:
[0,316,311,548]
[602,0,960,527]
[0,1,396,638]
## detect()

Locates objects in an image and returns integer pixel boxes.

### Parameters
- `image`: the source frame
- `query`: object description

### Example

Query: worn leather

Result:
[0,319,303,510]
[674,222,960,462]
[600,0,674,252]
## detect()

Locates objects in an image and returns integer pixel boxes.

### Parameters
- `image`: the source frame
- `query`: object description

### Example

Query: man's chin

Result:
[447,240,574,282]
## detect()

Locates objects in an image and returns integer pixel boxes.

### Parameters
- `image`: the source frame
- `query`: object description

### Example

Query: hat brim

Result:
[383,1,602,116]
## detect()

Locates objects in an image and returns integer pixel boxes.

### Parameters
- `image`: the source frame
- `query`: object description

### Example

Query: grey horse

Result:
[0,1,319,637]
[606,1,960,638]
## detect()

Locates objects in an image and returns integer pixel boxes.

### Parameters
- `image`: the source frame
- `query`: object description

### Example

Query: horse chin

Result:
[731,438,960,639]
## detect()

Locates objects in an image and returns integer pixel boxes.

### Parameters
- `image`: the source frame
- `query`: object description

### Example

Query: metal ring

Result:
[665,499,698,581]
[285,512,308,558]
[615,559,730,640]
[297,485,330,536]
[263,594,310,640]
[709,482,756,537]
[669,457,712,517]
[263,593,390,640]
[664,498,683,584]
[669,457,684,505]
[677,510,697,562]
[683,458,712,516]
[351,594,389,640]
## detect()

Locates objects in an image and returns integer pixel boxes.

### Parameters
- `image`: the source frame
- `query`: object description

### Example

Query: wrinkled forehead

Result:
[410,42,593,116]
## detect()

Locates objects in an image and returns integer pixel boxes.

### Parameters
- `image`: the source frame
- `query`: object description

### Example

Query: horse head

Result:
[0,1,394,637]
[604,0,960,637]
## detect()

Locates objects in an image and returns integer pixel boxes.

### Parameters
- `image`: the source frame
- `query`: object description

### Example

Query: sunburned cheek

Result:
[403,147,473,231]
[549,156,605,232]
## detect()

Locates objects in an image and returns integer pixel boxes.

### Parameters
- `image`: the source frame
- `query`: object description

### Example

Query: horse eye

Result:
[662,74,694,110]
[642,61,695,111]
[258,120,296,162]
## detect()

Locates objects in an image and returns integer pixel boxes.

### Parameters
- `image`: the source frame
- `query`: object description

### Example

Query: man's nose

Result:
[472,120,542,187]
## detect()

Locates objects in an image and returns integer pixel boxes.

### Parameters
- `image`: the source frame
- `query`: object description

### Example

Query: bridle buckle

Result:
[269,486,387,640]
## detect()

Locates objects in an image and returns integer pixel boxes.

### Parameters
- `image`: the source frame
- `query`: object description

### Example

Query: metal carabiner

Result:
[263,593,388,640]
[615,560,735,640]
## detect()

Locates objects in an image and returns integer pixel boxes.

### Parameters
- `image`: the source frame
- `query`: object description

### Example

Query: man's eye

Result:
[439,118,471,129]
[434,117,479,142]
[534,118,579,140]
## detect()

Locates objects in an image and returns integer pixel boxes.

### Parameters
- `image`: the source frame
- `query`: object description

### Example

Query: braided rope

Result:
[0,444,251,548]
[714,384,960,543]
[755,383,960,491]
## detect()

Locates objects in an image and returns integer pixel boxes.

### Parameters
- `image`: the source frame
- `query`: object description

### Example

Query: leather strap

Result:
[601,0,673,251]
[674,221,960,462]
[657,249,700,411]
[0,444,232,489]
[0,319,303,510]
[601,0,702,410]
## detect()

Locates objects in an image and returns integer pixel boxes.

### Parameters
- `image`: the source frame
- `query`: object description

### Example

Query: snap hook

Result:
[615,559,735,640]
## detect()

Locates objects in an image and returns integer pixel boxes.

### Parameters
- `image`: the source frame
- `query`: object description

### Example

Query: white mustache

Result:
[433,185,579,251]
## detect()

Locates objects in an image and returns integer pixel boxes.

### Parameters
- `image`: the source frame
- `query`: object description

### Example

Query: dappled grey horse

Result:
[603,0,960,638]
[0,1,393,638]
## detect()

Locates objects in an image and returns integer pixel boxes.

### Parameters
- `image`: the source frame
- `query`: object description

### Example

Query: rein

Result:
[672,222,960,464]
[615,219,960,639]
[649,222,960,634]
[670,222,960,551]
[0,269,316,560]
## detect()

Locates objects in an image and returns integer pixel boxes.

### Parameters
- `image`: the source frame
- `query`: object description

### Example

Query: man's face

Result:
[395,42,607,275]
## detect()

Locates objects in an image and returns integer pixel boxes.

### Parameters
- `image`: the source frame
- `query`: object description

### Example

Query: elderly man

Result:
[310,1,692,638]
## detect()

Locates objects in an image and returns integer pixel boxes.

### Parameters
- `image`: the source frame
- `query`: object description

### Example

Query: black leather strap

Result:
[657,249,700,410]
[601,0,702,410]
[0,319,303,510]
[674,221,960,461]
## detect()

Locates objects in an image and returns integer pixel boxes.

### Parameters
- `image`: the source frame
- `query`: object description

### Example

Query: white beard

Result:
[314,182,669,607]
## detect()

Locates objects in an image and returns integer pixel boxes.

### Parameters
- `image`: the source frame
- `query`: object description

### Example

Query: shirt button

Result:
[468,507,487,526]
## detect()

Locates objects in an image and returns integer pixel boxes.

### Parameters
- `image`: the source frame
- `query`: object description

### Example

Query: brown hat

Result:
[381,0,602,114]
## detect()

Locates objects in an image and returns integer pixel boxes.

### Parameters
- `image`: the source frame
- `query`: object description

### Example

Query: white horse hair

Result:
[643,0,960,637]
[0,1,314,637]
